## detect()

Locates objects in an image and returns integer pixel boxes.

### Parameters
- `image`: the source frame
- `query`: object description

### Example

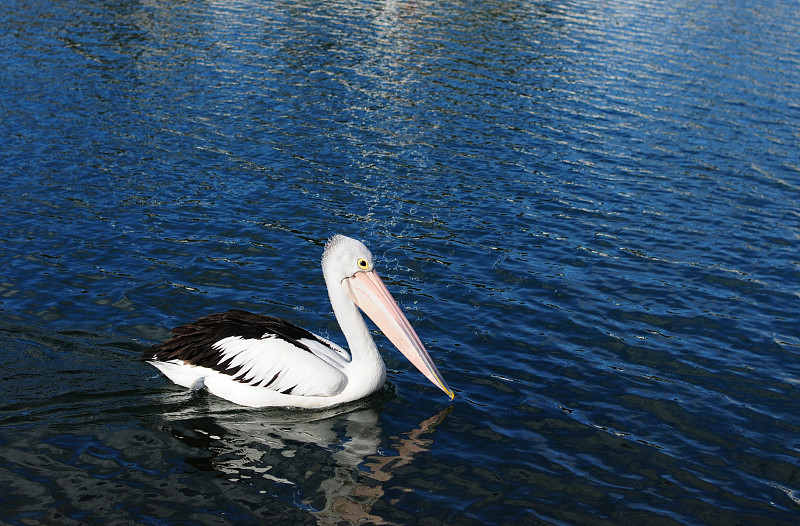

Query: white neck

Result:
[326,276,386,394]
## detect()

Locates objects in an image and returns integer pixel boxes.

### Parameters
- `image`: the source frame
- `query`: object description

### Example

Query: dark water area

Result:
[2,0,799,524]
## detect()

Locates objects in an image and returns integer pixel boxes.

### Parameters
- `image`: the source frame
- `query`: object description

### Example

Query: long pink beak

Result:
[342,270,454,400]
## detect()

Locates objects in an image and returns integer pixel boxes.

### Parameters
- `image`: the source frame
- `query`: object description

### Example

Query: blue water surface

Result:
[1,0,799,524]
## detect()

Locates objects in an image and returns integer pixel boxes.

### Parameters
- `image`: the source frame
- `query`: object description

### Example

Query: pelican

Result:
[143,235,454,408]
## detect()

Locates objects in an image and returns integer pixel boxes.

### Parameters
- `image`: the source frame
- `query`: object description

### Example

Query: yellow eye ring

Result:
[357,258,369,270]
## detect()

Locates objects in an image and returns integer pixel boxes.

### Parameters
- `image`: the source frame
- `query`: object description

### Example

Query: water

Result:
[1,0,799,523]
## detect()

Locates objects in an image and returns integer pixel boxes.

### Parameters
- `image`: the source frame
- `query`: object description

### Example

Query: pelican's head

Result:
[321,234,376,284]
[322,235,454,400]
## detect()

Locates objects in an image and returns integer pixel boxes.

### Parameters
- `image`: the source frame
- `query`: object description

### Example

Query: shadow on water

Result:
[155,391,453,525]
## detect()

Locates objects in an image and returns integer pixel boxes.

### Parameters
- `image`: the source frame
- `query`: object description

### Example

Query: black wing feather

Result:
[144,309,326,375]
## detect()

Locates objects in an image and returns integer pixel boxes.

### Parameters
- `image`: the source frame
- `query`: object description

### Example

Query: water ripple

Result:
[2,0,800,523]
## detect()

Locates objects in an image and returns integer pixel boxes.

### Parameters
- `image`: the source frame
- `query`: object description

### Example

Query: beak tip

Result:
[443,386,455,401]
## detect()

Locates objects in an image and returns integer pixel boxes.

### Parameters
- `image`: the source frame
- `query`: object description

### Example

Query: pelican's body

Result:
[143,235,453,408]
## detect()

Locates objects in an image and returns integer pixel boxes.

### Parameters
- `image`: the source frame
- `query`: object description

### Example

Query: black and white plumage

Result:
[143,235,454,408]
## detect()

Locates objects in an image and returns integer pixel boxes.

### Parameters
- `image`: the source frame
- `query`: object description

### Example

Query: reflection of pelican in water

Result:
[157,392,452,525]
[314,406,452,525]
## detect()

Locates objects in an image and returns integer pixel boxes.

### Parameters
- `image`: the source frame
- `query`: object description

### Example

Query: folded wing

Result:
[145,310,349,397]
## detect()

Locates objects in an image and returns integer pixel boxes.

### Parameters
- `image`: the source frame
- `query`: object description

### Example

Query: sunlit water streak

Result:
[1,0,799,524]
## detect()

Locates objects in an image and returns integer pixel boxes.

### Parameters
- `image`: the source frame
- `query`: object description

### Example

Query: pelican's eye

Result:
[357,258,370,270]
